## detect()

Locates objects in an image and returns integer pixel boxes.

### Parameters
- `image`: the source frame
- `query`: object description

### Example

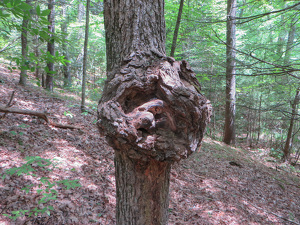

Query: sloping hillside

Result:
[0,66,299,225]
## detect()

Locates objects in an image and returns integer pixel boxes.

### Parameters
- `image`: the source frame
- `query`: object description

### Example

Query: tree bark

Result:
[115,151,171,225]
[98,0,211,224]
[19,0,31,86]
[46,0,55,91]
[283,88,300,161]
[223,0,237,145]
[34,34,41,79]
[81,0,90,112]
[170,0,184,57]
[61,4,71,87]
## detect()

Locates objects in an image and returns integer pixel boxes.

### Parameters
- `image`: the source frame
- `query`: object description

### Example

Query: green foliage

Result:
[2,156,81,221]
[269,148,284,159]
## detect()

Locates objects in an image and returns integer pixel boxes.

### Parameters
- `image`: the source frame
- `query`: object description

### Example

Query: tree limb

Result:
[0,105,81,130]
[0,37,20,53]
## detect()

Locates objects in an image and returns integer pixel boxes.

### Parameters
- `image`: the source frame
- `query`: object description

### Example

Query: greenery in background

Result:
[2,156,81,220]
[0,0,299,159]
[165,0,299,159]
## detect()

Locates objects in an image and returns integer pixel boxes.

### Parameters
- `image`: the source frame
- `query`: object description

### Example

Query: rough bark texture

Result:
[115,151,171,225]
[103,0,166,72]
[98,1,212,224]
[46,0,55,91]
[170,0,184,57]
[98,57,211,161]
[224,0,236,145]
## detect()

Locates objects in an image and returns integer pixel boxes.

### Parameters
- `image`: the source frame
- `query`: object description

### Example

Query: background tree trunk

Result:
[98,1,211,224]
[81,0,90,112]
[19,0,31,86]
[46,0,55,91]
[223,0,237,145]
[61,3,71,87]
[170,0,184,57]
[283,88,300,161]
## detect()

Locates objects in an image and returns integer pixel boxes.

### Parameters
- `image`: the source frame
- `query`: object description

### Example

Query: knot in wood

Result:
[97,58,212,162]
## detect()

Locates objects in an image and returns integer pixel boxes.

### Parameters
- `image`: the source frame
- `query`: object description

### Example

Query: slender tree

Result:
[170,0,184,57]
[223,0,237,145]
[81,0,90,112]
[19,0,31,86]
[283,88,300,161]
[61,2,71,87]
[98,0,211,224]
[284,16,296,65]
[46,0,55,91]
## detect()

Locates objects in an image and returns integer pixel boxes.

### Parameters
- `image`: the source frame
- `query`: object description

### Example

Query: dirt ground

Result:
[0,67,299,224]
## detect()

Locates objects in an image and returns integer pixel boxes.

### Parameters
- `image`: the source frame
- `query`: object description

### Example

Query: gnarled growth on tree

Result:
[97,1,211,224]
[97,52,211,224]
[98,55,211,162]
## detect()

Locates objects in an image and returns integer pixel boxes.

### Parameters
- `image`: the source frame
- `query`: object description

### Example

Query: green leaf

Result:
[36,5,41,16]
[6,2,12,8]
[10,131,17,135]
[41,9,51,16]
[21,3,32,11]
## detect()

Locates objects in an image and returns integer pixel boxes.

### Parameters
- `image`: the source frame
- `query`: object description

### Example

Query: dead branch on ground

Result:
[0,92,81,130]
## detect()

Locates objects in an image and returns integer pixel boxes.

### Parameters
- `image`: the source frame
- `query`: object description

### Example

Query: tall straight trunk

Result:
[98,1,211,224]
[61,4,71,87]
[19,0,31,86]
[34,34,40,79]
[256,94,262,144]
[81,0,90,111]
[170,0,184,57]
[223,0,237,145]
[46,0,55,91]
[78,0,85,22]
[283,88,300,161]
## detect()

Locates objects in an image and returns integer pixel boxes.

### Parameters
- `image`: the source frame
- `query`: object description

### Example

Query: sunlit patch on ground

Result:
[0,65,299,224]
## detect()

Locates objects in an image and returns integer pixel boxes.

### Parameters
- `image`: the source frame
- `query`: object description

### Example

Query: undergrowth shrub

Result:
[2,156,81,221]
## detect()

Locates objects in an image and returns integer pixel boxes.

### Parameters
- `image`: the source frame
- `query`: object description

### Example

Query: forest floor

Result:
[0,65,300,225]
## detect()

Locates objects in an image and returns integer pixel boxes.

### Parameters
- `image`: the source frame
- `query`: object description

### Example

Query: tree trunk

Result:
[256,94,262,144]
[46,0,55,91]
[34,34,40,79]
[283,88,300,161]
[78,0,85,22]
[170,0,184,57]
[19,0,31,86]
[115,151,171,224]
[81,0,90,112]
[223,0,237,145]
[98,1,212,224]
[61,4,71,87]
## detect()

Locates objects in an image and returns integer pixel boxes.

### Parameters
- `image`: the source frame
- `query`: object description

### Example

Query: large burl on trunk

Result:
[97,54,212,224]
[97,1,211,224]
